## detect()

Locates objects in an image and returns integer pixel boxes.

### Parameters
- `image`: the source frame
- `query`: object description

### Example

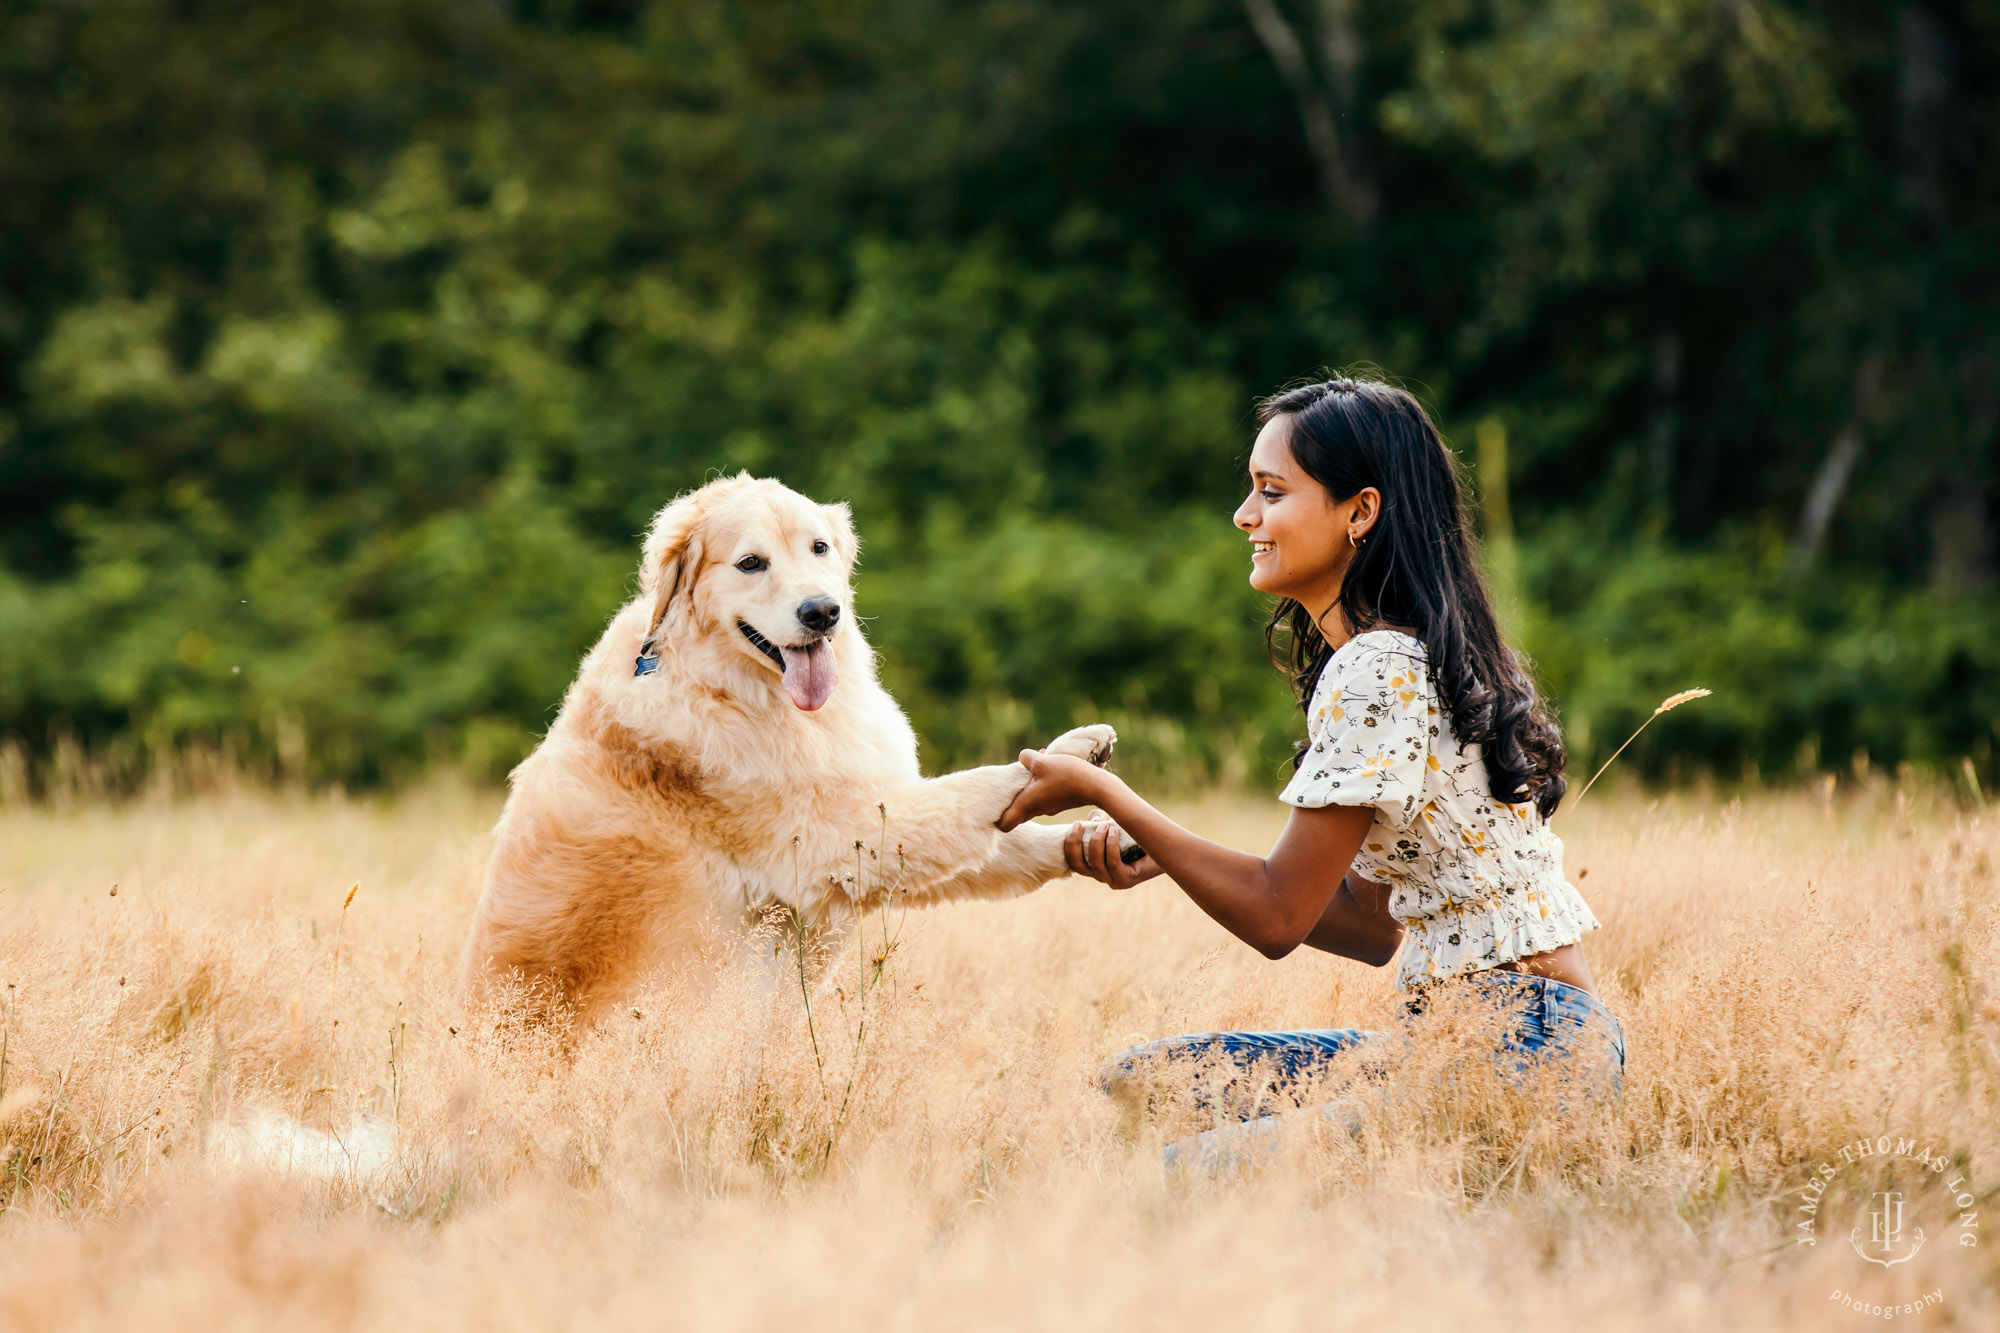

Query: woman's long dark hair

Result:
[1258,374,1568,818]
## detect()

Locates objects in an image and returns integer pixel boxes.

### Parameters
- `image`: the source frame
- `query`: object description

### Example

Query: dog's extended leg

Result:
[851,725,1116,909]
[854,763,1034,893]
[911,821,1075,905]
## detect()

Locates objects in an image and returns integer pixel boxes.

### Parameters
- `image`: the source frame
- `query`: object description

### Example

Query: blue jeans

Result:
[1099,970,1627,1171]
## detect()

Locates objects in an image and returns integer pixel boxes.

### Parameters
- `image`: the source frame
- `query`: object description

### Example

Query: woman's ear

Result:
[640,490,710,647]
[1349,486,1384,542]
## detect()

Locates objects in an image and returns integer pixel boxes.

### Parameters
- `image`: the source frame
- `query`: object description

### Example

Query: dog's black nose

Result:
[796,597,841,633]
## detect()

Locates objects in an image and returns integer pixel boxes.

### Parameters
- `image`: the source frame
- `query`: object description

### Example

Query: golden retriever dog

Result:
[461,472,1114,1022]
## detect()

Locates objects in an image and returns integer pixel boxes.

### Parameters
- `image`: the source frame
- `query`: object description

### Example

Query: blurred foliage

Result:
[0,0,1995,792]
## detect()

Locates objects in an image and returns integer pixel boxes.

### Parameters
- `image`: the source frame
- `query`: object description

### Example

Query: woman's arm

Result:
[1067,812,1403,967]
[1301,872,1403,967]
[999,751,1380,961]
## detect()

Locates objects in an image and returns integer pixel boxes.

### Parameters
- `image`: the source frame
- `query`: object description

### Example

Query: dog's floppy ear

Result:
[641,490,710,647]
[822,500,860,567]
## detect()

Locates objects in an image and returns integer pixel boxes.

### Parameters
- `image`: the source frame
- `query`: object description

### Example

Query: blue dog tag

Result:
[634,652,660,677]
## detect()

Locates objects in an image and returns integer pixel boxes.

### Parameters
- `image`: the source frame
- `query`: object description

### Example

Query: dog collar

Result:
[636,623,791,677]
[736,620,787,670]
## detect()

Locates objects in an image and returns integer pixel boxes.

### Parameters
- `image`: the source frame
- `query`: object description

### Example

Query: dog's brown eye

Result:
[736,555,766,573]
[811,540,829,555]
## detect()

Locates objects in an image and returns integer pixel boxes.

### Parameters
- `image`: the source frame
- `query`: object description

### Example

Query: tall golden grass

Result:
[1,777,1995,1330]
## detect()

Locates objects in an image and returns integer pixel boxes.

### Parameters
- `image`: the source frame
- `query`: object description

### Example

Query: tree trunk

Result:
[1898,2,1950,232]
[1898,3,1991,587]
[1645,328,1681,524]
[1241,0,1377,234]
[1931,356,1997,593]
[1792,353,1886,574]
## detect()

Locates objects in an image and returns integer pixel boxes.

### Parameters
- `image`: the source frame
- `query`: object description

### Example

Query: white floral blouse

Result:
[1278,630,1601,991]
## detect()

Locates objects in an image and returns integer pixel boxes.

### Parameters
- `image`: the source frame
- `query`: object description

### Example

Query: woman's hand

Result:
[996,749,1110,831]
[1064,817,1162,889]
[1000,755,1379,961]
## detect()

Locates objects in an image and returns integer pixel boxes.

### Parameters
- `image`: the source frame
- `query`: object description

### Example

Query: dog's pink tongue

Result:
[780,642,837,711]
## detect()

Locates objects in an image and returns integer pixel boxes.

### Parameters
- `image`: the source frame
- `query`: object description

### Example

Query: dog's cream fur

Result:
[461,473,1112,1021]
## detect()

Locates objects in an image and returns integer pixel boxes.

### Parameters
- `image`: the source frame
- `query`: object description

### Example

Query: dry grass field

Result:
[1,777,1996,1330]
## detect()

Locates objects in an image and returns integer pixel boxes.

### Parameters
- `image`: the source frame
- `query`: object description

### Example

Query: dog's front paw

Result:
[1044,723,1117,767]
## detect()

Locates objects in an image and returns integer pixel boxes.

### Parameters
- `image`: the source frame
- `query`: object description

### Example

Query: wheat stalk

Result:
[1569,688,1712,810]
[331,883,359,973]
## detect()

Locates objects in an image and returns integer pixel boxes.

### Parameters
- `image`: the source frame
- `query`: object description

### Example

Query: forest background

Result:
[1,0,1995,795]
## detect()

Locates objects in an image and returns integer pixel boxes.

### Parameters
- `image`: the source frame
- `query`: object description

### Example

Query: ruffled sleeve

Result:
[1278,636,1432,821]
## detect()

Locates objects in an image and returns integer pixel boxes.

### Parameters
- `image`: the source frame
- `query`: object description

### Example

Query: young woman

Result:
[997,374,1625,1165]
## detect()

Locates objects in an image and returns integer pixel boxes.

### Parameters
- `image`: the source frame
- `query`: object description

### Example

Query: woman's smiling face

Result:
[1233,411,1384,617]
[1233,414,1347,603]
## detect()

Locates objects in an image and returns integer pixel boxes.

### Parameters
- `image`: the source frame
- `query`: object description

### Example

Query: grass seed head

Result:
[1652,688,1712,715]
